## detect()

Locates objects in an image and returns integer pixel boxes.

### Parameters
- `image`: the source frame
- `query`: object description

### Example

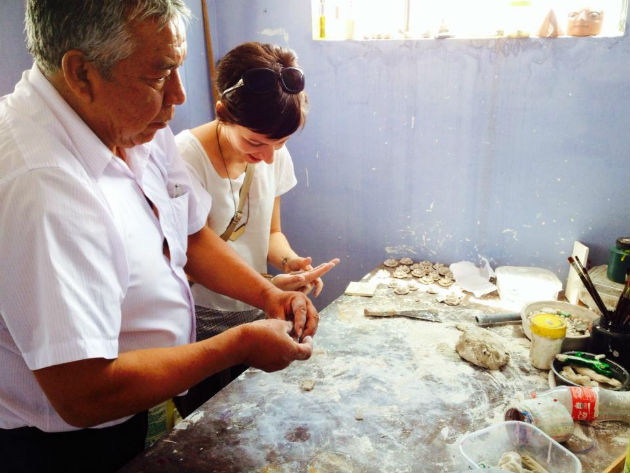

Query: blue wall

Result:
[209,0,630,309]
[2,1,629,311]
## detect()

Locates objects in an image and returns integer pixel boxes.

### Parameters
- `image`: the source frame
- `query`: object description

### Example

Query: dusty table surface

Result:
[119,271,629,473]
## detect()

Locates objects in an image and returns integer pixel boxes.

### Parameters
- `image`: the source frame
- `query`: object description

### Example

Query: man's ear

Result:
[60,50,97,103]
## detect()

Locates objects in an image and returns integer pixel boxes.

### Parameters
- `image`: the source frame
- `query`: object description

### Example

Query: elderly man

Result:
[0,1,324,471]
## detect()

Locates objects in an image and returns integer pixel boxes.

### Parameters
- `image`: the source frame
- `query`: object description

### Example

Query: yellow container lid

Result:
[530,313,567,339]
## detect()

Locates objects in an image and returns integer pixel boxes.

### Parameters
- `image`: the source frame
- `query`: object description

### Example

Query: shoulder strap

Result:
[220,164,255,241]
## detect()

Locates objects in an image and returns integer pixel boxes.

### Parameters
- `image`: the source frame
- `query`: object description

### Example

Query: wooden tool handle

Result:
[363,308,396,317]
[601,451,627,473]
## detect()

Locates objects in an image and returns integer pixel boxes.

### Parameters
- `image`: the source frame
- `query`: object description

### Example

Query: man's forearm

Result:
[33,325,248,428]
[185,226,277,309]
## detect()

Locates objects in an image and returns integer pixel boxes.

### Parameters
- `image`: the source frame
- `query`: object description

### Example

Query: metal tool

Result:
[475,313,521,326]
[363,308,441,323]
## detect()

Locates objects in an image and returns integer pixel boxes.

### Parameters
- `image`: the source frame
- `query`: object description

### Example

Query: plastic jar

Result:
[607,236,630,283]
[529,313,566,370]
[504,396,574,442]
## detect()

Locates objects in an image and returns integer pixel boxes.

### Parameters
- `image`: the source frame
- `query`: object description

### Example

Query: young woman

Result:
[174,42,338,414]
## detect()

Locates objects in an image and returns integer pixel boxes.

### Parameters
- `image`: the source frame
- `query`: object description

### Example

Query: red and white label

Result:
[570,386,597,421]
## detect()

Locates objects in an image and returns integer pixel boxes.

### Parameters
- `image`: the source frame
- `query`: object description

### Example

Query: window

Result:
[312,0,627,40]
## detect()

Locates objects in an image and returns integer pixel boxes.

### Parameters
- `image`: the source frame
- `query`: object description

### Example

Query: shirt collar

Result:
[28,64,118,178]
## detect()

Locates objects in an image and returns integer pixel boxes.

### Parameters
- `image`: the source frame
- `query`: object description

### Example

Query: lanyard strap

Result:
[220,164,254,241]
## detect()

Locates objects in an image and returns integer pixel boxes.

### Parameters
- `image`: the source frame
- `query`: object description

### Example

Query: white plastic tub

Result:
[495,266,562,311]
[458,421,581,472]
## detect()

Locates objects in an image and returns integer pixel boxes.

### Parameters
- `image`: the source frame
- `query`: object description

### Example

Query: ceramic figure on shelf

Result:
[567,6,604,36]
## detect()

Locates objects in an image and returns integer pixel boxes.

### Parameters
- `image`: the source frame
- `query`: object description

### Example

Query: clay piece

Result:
[392,268,411,279]
[388,279,399,289]
[455,324,509,370]
[560,365,597,387]
[300,379,315,391]
[410,263,422,270]
[497,451,524,473]
[437,277,454,287]
[383,258,399,268]
[411,268,427,278]
[495,451,549,473]
[419,275,434,285]
[399,257,414,265]
[443,293,463,306]
[520,454,550,473]
[572,365,622,388]
[437,266,450,276]
[394,285,410,295]
[407,281,419,291]
[430,271,440,281]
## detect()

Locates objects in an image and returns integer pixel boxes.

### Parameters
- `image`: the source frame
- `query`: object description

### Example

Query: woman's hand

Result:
[274,258,340,297]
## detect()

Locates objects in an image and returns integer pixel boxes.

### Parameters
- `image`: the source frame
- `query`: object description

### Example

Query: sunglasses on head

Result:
[221,67,305,97]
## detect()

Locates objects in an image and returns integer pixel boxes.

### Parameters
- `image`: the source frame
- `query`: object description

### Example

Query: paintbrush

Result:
[567,256,611,325]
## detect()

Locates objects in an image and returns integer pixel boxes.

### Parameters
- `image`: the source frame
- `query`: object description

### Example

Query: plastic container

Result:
[495,266,562,311]
[521,300,599,352]
[590,324,630,372]
[529,313,566,370]
[506,387,630,440]
[505,396,575,442]
[607,237,630,284]
[530,386,630,423]
[458,421,581,473]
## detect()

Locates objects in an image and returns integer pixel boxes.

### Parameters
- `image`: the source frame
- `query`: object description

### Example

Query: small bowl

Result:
[551,351,630,391]
[521,301,599,351]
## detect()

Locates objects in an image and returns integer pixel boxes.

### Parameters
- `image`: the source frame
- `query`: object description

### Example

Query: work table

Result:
[120,271,629,473]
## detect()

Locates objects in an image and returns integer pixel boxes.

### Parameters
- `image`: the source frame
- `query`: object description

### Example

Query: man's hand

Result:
[271,259,340,296]
[261,287,319,341]
[240,319,313,371]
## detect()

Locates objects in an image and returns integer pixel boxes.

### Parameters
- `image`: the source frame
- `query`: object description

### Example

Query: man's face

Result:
[89,18,187,151]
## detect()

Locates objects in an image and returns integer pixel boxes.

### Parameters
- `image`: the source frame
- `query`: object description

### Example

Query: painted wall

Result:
[209,0,630,309]
[2,2,628,311]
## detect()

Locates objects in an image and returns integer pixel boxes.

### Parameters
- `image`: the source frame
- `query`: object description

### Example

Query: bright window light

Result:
[311,0,627,40]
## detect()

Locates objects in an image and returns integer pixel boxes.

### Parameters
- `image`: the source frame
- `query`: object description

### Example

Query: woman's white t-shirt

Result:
[175,129,297,311]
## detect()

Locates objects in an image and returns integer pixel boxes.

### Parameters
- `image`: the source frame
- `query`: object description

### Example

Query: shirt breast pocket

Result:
[166,192,190,266]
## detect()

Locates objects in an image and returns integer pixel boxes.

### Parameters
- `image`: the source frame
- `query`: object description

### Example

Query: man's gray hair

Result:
[25,0,191,77]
